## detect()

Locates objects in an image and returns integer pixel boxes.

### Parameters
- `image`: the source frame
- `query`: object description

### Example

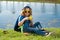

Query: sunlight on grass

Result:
[0,28,60,40]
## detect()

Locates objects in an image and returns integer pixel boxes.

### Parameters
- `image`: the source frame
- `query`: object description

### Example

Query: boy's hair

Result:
[21,6,32,16]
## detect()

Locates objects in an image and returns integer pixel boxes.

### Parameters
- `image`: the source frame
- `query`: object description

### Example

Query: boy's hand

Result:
[24,17,29,20]
[29,23,33,27]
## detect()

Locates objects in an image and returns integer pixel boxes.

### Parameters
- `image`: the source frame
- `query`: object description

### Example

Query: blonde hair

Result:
[21,7,32,16]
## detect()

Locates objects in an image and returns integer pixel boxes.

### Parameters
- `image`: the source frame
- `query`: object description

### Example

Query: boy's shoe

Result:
[46,32,53,37]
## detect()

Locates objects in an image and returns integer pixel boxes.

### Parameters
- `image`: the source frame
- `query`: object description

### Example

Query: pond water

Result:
[0,1,60,29]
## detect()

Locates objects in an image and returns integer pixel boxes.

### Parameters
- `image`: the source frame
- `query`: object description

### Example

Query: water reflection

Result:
[0,1,60,29]
[0,1,1,13]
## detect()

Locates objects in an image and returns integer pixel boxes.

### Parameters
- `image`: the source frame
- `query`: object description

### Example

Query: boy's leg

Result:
[33,22,42,28]
[33,22,47,31]
[27,27,46,36]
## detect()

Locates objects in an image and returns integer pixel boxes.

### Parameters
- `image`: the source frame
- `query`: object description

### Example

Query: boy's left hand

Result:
[29,23,34,27]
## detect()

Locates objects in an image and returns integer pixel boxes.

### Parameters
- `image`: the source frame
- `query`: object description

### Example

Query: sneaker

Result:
[46,32,52,37]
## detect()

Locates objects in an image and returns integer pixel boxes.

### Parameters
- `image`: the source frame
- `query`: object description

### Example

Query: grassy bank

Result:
[0,28,60,40]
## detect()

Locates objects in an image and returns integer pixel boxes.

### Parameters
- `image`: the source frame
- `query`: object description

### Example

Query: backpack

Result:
[14,15,21,32]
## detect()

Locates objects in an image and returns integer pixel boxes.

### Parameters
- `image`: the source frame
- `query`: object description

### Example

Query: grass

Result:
[0,28,60,40]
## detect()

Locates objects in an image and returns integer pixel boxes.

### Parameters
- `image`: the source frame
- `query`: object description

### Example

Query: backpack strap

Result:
[18,15,23,33]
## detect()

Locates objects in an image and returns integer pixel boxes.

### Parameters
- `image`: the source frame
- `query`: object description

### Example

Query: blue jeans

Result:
[33,22,42,29]
[23,22,46,35]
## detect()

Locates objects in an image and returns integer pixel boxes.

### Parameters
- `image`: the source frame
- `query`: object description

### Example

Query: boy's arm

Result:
[18,17,29,26]
[18,18,25,26]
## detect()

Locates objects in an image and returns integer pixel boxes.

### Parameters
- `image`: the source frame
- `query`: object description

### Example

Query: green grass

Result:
[0,28,60,40]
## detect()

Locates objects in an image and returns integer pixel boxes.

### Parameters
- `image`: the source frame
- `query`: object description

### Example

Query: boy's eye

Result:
[24,11,27,13]
[28,11,30,13]
[24,11,30,13]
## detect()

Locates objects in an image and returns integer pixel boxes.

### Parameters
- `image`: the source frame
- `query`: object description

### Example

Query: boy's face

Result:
[24,8,31,17]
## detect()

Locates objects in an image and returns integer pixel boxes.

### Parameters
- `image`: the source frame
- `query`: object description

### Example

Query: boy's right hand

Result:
[24,17,29,20]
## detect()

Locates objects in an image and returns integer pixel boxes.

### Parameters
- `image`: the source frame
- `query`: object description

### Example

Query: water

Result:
[0,1,60,29]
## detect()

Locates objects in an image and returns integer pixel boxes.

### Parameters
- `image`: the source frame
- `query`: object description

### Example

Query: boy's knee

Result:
[36,22,40,24]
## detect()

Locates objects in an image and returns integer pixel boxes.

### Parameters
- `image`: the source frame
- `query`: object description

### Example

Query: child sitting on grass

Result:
[14,6,52,36]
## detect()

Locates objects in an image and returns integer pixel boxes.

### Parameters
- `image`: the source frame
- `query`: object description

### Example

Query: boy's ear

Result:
[21,10,24,13]
[20,10,25,16]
